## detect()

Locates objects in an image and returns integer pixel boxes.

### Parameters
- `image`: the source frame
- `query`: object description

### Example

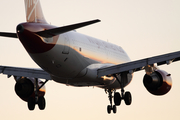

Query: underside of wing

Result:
[0,65,51,80]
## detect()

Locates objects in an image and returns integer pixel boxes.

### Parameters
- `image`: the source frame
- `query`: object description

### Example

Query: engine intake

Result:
[143,70,172,95]
[15,77,34,101]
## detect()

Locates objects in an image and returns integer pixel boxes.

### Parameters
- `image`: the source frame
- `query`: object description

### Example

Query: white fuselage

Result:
[29,31,132,89]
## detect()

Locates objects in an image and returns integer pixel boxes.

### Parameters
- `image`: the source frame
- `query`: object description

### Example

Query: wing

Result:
[0,65,51,80]
[97,51,180,77]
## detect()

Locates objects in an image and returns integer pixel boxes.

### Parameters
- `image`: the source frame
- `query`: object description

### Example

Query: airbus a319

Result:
[0,0,179,114]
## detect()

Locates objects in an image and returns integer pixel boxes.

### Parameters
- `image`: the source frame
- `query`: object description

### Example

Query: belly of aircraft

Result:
[28,44,90,78]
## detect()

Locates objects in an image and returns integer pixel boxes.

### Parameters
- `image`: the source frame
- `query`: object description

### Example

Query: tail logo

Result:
[25,0,39,22]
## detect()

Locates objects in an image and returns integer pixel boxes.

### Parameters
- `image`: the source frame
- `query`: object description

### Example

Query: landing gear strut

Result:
[106,73,132,114]
[114,73,132,106]
[106,89,117,114]
[27,78,48,111]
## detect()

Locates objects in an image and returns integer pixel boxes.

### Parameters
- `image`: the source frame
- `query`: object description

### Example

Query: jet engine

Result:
[15,77,45,102]
[143,69,172,95]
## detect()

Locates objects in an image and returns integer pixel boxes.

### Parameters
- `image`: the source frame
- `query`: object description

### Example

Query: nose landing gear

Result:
[106,89,117,114]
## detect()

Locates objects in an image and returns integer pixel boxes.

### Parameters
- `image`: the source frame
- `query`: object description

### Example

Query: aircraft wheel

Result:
[28,97,35,110]
[107,105,112,114]
[38,96,46,110]
[114,92,121,106]
[112,105,117,114]
[124,91,132,105]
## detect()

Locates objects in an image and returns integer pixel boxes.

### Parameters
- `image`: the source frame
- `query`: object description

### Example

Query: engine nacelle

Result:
[15,77,45,102]
[143,69,172,95]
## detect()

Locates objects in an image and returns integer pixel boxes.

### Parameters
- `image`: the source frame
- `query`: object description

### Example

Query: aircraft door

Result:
[62,34,70,54]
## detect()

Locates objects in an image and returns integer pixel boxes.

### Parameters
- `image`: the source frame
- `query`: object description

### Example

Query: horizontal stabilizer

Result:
[0,32,17,38]
[36,19,101,38]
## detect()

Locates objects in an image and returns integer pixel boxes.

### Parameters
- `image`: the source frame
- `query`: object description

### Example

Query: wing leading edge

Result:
[97,51,180,77]
[0,66,51,80]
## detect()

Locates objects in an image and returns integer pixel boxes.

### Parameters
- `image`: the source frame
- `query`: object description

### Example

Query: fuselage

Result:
[17,22,132,89]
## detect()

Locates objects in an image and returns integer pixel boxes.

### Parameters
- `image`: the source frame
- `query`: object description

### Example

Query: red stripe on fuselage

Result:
[17,23,58,54]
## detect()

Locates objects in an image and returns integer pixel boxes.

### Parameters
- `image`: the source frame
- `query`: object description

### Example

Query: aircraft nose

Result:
[16,24,24,33]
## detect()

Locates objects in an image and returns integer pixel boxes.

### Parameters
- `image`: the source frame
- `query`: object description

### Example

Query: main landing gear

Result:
[28,78,48,111]
[106,89,132,114]
[28,96,46,110]
[106,73,132,114]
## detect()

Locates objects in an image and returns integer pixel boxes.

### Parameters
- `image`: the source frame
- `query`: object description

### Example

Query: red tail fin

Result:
[24,0,47,23]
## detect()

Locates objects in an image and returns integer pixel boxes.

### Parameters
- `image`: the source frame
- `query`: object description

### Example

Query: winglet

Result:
[36,19,101,37]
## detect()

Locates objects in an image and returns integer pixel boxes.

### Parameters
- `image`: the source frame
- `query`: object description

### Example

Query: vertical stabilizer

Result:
[24,0,47,23]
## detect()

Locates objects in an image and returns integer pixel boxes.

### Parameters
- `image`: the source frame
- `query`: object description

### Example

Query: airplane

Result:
[0,0,180,114]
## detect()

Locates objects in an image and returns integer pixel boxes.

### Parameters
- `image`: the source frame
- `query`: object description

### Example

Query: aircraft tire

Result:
[124,91,132,105]
[114,92,121,106]
[112,105,117,113]
[38,96,46,110]
[107,105,111,114]
[28,97,35,110]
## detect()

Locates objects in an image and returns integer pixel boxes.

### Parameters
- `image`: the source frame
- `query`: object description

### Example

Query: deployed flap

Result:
[0,32,17,38]
[36,19,100,38]
[0,66,51,80]
[97,51,180,77]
